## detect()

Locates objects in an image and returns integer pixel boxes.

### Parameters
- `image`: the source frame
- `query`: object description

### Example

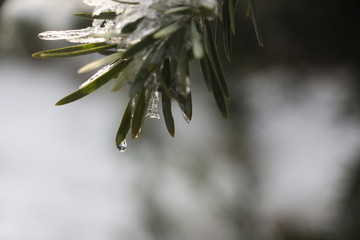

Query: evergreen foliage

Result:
[33,0,262,150]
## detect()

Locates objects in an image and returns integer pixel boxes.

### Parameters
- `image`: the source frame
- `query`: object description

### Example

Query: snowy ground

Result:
[241,67,360,237]
[1,57,359,240]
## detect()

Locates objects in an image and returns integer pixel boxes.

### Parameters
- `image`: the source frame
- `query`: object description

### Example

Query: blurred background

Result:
[0,0,359,240]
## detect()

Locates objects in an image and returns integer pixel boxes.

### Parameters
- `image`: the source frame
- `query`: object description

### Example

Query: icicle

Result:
[145,90,160,119]
[38,28,93,41]
[67,37,108,44]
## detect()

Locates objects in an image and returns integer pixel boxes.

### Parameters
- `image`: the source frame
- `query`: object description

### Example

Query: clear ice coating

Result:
[83,0,126,15]
[145,90,160,119]
[117,139,128,152]
[79,62,117,89]
[38,28,93,40]
[39,0,219,45]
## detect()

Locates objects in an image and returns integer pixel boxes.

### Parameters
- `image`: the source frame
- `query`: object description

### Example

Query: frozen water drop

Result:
[117,139,127,152]
[145,90,160,119]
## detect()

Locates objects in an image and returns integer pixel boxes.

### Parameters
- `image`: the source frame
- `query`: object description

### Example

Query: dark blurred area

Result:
[230,1,360,239]
[233,0,359,67]
[1,1,359,240]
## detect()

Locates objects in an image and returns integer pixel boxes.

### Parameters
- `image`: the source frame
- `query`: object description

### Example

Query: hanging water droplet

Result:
[117,139,127,152]
[145,90,160,119]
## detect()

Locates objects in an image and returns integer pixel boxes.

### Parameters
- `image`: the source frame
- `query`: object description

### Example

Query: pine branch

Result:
[33,0,262,151]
